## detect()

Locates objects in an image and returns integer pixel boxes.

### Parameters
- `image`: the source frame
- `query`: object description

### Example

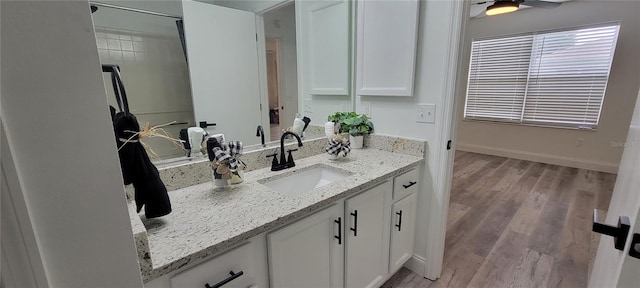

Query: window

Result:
[465,24,620,129]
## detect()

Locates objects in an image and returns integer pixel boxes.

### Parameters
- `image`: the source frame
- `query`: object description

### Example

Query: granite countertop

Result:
[135,148,423,282]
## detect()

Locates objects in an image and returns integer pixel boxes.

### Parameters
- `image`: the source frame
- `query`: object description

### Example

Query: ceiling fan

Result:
[470,0,564,18]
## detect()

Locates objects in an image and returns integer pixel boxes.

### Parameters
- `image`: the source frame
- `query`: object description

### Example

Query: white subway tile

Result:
[121,40,134,51]
[107,38,121,50]
[109,50,123,61]
[96,37,108,49]
[123,51,135,62]
[133,41,146,52]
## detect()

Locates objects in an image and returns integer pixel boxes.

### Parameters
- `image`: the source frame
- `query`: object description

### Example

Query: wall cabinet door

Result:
[345,181,392,288]
[296,0,350,97]
[389,193,417,272]
[268,203,344,288]
[356,0,419,97]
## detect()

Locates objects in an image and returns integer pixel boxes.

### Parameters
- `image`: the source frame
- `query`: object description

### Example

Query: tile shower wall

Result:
[96,27,194,159]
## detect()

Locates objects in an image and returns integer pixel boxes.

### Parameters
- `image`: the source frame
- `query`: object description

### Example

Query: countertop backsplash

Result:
[125,133,426,197]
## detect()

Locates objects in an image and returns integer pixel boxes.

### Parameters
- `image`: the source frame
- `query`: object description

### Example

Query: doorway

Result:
[262,2,298,142]
[265,37,282,140]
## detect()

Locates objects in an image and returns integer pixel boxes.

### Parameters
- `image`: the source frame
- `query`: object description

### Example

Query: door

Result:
[345,181,392,288]
[265,37,281,138]
[590,88,640,287]
[182,1,263,146]
[268,203,344,288]
[389,192,417,273]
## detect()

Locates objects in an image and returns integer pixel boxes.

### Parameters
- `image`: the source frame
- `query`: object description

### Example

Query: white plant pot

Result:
[350,135,364,149]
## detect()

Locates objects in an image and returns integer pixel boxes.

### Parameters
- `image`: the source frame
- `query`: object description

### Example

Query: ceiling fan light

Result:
[486,1,519,16]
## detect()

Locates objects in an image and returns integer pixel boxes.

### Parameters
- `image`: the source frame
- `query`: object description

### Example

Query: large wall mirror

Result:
[90,0,354,162]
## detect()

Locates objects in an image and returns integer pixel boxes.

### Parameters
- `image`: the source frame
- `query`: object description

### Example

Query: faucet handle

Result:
[286,149,298,167]
[267,153,280,171]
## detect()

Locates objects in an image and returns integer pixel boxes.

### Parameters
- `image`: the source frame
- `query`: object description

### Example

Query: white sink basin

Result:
[259,165,350,197]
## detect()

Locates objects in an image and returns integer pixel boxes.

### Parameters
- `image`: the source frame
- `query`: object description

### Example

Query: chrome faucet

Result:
[256,125,265,147]
[266,131,303,171]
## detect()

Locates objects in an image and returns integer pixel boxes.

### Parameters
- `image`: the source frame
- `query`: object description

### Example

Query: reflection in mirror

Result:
[92,2,193,160]
[263,3,298,141]
[91,0,352,164]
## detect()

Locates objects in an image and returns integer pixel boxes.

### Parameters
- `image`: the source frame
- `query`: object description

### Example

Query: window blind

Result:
[523,25,620,128]
[464,24,620,129]
[466,35,533,121]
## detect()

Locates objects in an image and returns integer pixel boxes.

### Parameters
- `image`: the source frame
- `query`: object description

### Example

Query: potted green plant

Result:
[328,112,373,149]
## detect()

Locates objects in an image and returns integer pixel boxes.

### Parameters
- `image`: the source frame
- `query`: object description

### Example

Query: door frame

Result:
[422,0,470,280]
[265,37,282,130]
[255,0,293,144]
[1,122,49,287]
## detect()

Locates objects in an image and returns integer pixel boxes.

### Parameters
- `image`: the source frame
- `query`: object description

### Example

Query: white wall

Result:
[355,0,464,279]
[456,1,640,173]
[1,1,143,287]
[263,3,299,126]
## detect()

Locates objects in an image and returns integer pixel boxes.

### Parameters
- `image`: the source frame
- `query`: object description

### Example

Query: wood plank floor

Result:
[381,151,616,288]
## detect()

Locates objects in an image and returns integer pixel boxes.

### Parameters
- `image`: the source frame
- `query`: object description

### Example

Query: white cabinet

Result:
[267,171,419,288]
[167,234,268,288]
[268,203,344,288]
[345,181,392,288]
[296,0,350,97]
[389,193,417,273]
[356,0,420,97]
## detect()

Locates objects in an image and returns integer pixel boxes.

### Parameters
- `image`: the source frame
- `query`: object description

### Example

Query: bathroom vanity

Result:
[131,135,425,288]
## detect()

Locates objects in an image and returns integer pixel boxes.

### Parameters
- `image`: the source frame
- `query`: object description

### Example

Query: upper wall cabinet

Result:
[296,0,351,97]
[356,0,419,97]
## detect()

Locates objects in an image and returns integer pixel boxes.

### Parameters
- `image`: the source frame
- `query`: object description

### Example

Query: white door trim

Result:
[1,121,49,287]
[422,0,469,280]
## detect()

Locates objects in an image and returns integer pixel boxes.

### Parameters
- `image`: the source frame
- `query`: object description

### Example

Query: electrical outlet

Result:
[362,102,372,118]
[576,138,584,147]
[417,104,435,123]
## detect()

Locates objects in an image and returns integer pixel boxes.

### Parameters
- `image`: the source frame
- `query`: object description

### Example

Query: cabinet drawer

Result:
[393,168,419,200]
[170,243,254,288]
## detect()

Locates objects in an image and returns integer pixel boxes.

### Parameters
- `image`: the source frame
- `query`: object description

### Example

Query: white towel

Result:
[187,127,205,157]
[292,117,305,136]
[325,121,335,138]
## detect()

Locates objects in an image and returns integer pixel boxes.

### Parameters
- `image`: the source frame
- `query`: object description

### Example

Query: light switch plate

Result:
[304,103,313,113]
[362,101,372,118]
[417,104,435,123]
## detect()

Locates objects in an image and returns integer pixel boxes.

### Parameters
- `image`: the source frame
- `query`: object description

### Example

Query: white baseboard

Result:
[457,143,619,173]
[404,254,426,277]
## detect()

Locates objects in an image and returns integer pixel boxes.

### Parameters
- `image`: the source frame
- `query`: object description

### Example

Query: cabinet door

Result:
[389,193,417,272]
[268,203,344,288]
[169,242,255,288]
[345,181,392,288]
[356,0,419,97]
